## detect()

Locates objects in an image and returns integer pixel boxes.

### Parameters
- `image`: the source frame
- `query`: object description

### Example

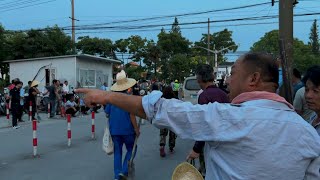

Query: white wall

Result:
[217,66,232,80]
[76,58,113,89]
[9,57,76,90]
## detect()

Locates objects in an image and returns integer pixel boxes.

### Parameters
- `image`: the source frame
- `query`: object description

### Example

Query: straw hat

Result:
[31,80,40,87]
[111,70,136,92]
[172,162,204,180]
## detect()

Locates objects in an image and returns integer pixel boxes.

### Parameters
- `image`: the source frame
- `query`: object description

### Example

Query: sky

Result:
[0,0,319,61]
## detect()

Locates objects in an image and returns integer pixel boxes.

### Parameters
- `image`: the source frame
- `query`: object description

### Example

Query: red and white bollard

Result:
[29,101,32,121]
[48,103,51,118]
[32,120,38,157]
[91,111,95,139]
[67,114,71,147]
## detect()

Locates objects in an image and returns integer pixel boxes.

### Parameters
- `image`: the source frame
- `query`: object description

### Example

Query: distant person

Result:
[10,80,23,129]
[303,65,320,135]
[65,95,79,117]
[100,82,109,91]
[42,83,50,113]
[47,79,60,118]
[28,80,40,120]
[159,86,177,157]
[172,80,180,98]
[292,68,304,97]
[23,81,32,94]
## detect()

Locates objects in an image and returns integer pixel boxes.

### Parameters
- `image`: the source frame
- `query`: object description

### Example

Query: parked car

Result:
[181,76,201,104]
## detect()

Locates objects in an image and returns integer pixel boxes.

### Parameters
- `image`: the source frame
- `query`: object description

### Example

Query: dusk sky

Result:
[0,0,319,60]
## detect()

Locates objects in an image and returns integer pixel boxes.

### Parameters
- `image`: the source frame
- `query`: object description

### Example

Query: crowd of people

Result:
[5,78,105,129]
[76,52,320,180]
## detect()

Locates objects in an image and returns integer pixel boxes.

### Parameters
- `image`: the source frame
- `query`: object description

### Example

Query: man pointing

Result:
[76,53,320,180]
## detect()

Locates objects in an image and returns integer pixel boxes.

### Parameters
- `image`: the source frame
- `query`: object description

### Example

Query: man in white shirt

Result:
[42,83,50,113]
[63,81,70,94]
[77,53,320,180]
[65,95,79,117]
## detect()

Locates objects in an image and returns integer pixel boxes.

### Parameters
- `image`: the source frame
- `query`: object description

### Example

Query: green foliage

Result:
[194,28,238,66]
[114,38,129,63]
[251,29,320,73]
[76,36,114,58]
[168,54,192,81]
[127,35,147,65]
[309,19,319,54]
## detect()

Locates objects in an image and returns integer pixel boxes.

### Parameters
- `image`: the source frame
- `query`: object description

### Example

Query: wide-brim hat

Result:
[172,162,203,180]
[111,70,136,92]
[31,80,40,87]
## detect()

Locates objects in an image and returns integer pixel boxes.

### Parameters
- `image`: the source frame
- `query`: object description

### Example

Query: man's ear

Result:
[248,72,261,86]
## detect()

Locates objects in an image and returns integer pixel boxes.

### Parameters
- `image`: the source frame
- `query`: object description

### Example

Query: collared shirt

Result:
[309,112,320,136]
[142,91,320,180]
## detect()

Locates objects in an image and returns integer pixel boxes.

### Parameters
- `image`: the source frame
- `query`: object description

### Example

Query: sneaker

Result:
[169,147,175,154]
[160,146,166,157]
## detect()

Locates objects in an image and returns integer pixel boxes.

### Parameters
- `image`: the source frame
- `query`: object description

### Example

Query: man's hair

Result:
[293,68,301,79]
[302,65,320,87]
[11,80,15,84]
[14,81,21,85]
[28,81,32,85]
[52,79,58,84]
[151,83,159,91]
[195,64,214,83]
[64,81,68,83]
[241,52,279,87]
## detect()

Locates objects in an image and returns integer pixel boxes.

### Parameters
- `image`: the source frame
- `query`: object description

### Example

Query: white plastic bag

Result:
[102,118,114,155]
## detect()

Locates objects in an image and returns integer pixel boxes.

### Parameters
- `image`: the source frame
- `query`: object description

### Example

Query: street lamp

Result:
[193,44,238,70]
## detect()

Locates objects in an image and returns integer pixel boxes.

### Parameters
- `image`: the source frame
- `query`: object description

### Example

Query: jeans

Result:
[112,135,136,179]
[49,99,57,117]
[43,97,50,112]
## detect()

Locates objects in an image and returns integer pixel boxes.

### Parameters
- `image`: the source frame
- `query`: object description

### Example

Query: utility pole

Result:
[71,0,76,54]
[279,0,294,104]
[207,18,210,65]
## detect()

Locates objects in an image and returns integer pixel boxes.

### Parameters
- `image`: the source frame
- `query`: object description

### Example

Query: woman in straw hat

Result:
[105,70,140,180]
[27,80,40,120]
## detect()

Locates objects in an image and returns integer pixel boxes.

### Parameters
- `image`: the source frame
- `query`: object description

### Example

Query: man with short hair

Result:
[186,64,229,177]
[77,53,320,180]
[47,79,60,118]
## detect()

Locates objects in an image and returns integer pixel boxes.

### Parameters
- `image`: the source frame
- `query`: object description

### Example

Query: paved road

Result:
[0,112,194,180]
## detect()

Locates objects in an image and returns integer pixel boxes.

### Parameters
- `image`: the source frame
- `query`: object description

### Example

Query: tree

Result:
[251,29,320,72]
[127,35,147,65]
[194,28,238,66]
[76,36,114,58]
[114,38,129,64]
[309,19,319,54]
[168,54,192,81]
[170,17,181,34]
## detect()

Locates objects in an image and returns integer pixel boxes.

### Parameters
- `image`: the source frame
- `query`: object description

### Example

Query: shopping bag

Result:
[102,119,113,155]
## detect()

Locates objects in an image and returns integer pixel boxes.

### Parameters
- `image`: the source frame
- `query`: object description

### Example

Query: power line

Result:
[0,0,57,13]
[66,1,275,29]
[60,12,320,31]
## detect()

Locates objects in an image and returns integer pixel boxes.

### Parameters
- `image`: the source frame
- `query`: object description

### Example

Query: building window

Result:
[80,69,96,87]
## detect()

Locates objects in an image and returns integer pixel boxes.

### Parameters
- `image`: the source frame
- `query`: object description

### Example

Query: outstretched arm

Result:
[75,88,147,119]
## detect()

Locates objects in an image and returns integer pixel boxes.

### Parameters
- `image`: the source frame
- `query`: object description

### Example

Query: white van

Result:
[181,76,201,104]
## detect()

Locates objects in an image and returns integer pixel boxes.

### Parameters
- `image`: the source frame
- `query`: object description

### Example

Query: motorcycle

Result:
[0,93,7,115]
